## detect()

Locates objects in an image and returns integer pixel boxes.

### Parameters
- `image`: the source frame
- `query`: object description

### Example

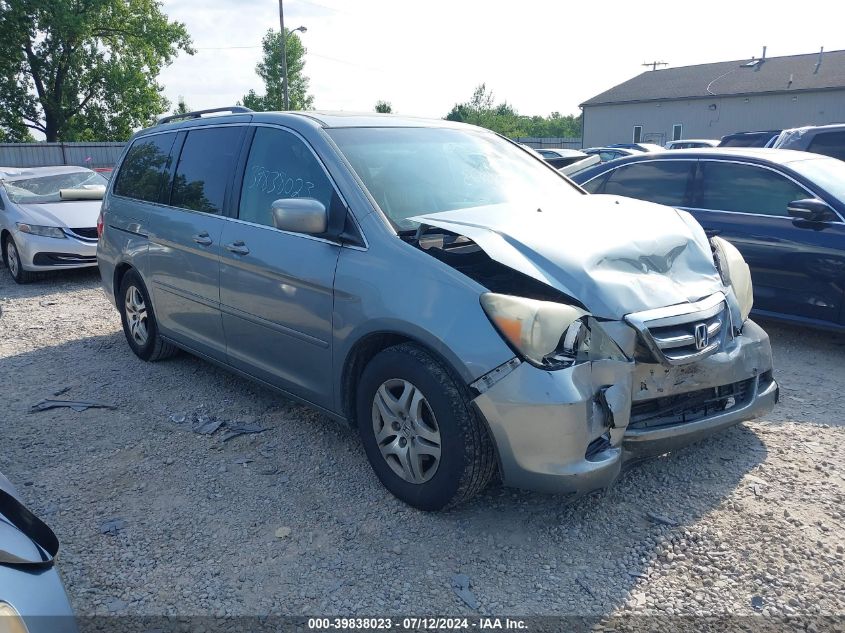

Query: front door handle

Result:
[225,240,250,256]
[192,232,213,246]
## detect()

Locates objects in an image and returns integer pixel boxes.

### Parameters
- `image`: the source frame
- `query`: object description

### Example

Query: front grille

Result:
[66,227,98,240]
[626,293,729,365]
[629,378,755,430]
[32,252,97,266]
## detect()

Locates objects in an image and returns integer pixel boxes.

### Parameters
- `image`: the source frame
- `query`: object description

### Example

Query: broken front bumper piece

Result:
[472,319,777,495]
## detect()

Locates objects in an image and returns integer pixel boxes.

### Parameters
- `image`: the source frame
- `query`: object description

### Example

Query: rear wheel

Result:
[118,269,178,361]
[3,236,36,284]
[356,343,496,510]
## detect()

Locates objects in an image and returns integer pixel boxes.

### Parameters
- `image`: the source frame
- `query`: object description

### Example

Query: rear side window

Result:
[599,161,693,206]
[170,127,245,214]
[807,131,845,161]
[238,127,335,228]
[113,133,177,202]
[698,162,809,216]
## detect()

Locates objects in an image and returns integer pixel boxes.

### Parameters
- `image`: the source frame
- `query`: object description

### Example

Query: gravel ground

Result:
[1,267,844,621]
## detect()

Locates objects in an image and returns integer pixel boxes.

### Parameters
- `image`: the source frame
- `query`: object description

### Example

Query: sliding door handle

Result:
[225,241,250,256]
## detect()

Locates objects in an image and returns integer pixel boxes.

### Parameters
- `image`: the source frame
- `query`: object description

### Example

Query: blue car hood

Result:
[410,194,723,319]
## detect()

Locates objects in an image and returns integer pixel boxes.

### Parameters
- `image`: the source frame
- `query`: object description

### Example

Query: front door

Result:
[219,126,341,409]
[686,160,845,325]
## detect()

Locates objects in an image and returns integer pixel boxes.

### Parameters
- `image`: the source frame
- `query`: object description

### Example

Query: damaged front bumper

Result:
[472,319,777,495]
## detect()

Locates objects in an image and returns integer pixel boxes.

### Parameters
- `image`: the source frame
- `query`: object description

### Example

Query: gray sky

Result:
[159,0,845,119]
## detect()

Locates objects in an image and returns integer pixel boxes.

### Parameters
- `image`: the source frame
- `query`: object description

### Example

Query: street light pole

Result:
[278,0,289,110]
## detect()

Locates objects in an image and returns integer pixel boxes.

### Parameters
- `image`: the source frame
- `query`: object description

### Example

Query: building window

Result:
[633,126,642,143]
[673,124,683,141]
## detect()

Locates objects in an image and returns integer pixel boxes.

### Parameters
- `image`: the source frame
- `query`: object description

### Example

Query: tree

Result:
[0,0,194,142]
[241,29,313,111]
[374,100,392,113]
[445,84,581,139]
[172,96,191,116]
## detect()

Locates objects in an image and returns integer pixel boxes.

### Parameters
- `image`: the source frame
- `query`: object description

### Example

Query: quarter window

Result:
[807,131,845,161]
[698,162,809,216]
[238,127,334,228]
[599,161,693,206]
[170,127,245,214]
[113,133,177,202]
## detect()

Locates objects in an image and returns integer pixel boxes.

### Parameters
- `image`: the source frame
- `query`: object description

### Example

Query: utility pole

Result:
[642,61,668,71]
[278,0,289,110]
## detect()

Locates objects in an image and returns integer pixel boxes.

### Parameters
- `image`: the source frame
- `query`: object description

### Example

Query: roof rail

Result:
[157,106,254,125]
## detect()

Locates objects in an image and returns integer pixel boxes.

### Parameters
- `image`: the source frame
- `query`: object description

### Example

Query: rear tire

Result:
[3,236,37,284]
[118,269,178,361]
[356,343,496,511]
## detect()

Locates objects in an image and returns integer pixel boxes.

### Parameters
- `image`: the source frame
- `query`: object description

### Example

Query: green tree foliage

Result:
[445,84,581,139]
[172,96,190,116]
[241,29,313,111]
[0,0,194,142]
[374,100,392,113]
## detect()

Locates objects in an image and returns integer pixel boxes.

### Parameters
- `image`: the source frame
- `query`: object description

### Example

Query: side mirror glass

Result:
[271,198,327,234]
[787,198,836,222]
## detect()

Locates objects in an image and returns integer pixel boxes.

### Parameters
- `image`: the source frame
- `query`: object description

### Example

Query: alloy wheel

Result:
[6,241,19,278]
[124,285,149,347]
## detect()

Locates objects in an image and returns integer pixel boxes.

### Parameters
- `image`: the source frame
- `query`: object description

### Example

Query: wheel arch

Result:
[340,330,473,428]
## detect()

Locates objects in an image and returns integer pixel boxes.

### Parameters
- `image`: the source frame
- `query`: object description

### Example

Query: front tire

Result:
[3,236,37,284]
[356,343,496,511]
[118,269,178,361]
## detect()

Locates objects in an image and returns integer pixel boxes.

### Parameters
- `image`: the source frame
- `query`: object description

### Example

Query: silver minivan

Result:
[98,107,778,510]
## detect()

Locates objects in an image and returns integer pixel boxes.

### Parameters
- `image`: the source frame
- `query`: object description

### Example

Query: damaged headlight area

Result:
[711,236,753,323]
[480,293,627,369]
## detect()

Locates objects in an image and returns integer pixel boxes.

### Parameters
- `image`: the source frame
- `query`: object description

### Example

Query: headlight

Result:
[480,293,625,369]
[0,602,29,633]
[711,236,753,322]
[16,223,66,239]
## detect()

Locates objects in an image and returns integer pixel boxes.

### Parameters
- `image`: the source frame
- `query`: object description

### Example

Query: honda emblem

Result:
[694,323,709,350]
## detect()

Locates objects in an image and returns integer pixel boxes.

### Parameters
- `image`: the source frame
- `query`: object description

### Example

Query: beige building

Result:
[580,49,845,148]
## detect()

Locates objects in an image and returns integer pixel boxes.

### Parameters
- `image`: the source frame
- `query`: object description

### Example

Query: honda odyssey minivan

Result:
[98,107,778,510]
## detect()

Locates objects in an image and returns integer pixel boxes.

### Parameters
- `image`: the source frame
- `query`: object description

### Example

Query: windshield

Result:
[328,127,581,230]
[2,169,107,204]
[789,156,845,203]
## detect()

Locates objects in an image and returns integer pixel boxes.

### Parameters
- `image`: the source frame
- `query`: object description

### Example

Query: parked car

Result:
[583,147,640,162]
[0,472,77,633]
[572,148,845,330]
[0,166,106,283]
[558,153,601,177]
[718,130,781,148]
[607,142,664,153]
[99,107,777,510]
[533,148,590,170]
[772,123,845,161]
[665,139,719,150]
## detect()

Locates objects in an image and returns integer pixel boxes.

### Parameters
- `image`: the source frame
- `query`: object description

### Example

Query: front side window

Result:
[170,126,245,214]
[698,161,809,216]
[807,131,845,161]
[328,127,581,230]
[113,133,176,202]
[238,127,335,228]
[598,160,694,206]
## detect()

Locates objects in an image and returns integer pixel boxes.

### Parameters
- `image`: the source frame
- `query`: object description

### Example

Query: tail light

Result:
[97,208,104,239]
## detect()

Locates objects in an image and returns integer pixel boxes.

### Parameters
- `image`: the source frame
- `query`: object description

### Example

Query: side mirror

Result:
[787,198,836,222]
[271,198,327,234]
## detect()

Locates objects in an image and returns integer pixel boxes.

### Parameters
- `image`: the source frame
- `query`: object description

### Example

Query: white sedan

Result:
[0,166,106,283]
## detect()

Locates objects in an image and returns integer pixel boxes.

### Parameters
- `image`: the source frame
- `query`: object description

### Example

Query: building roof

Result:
[581,49,845,107]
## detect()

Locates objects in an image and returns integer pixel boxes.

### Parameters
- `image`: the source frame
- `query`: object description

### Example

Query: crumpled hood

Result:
[410,194,723,319]
[16,200,102,228]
